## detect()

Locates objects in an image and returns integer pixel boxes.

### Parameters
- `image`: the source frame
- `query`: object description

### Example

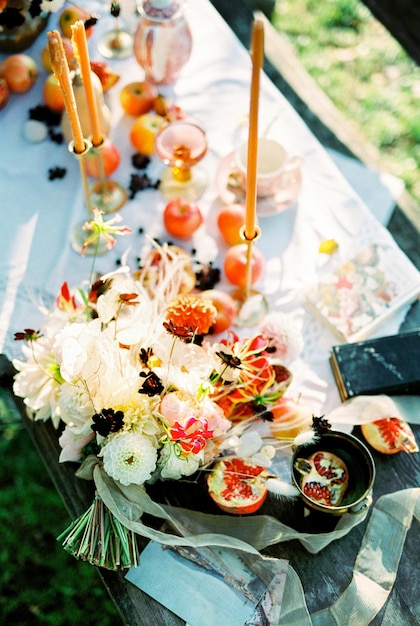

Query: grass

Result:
[271,0,420,205]
[0,388,122,625]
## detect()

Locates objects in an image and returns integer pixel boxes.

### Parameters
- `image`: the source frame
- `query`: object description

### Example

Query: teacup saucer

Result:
[215,151,302,216]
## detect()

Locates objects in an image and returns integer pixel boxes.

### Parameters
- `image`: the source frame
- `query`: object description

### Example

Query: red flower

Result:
[168,417,214,455]
[55,282,79,313]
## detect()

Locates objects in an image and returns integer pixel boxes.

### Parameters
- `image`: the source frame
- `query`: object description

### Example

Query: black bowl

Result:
[291,430,375,515]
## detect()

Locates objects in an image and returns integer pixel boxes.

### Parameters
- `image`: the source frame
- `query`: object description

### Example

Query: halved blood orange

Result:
[207,457,268,515]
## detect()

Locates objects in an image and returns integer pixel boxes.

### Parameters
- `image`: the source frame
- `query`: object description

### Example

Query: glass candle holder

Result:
[88,137,128,214]
[97,1,134,59]
[69,140,112,256]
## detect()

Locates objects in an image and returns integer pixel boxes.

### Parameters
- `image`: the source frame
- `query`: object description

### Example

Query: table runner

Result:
[1,1,417,425]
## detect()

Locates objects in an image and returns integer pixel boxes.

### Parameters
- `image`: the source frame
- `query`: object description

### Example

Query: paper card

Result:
[126,541,287,626]
[306,243,420,342]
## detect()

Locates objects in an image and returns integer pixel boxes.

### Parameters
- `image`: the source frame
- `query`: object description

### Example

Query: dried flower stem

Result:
[57,494,140,570]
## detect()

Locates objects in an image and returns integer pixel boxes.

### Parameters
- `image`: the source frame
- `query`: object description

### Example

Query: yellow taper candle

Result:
[48,30,85,154]
[244,19,264,241]
[71,19,103,147]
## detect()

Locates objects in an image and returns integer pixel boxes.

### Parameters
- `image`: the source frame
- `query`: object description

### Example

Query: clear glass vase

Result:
[133,0,192,85]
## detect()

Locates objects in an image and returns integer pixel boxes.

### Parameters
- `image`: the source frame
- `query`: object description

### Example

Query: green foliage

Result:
[0,388,122,626]
[273,0,420,204]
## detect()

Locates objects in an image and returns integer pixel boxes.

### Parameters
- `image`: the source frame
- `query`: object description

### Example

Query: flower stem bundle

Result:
[57,494,141,570]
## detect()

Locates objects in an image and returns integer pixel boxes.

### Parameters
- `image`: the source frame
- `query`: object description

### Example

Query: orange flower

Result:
[165,294,217,336]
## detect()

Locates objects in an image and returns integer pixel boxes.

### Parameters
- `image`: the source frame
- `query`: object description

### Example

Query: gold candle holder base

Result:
[231,288,269,327]
[69,139,110,256]
[90,179,128,214]
[231,225,268,326]
[88,137,128,214]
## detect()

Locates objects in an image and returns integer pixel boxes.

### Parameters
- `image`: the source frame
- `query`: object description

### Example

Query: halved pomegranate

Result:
[294,451,349,507]
[207,457,268,515]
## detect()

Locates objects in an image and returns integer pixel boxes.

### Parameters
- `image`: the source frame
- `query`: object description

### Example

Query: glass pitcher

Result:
[134,0,192,85]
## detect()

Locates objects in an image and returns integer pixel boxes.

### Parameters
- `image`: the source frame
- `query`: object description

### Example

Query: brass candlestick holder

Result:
[233,225,268,327]
[89,136,128,214]
[69,140,110,256]
[97,2,134,60]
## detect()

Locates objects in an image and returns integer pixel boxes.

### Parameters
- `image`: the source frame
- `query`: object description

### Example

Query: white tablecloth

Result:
[1,0,418,416]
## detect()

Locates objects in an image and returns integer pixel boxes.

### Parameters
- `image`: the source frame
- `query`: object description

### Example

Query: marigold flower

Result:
[165,294,217,336]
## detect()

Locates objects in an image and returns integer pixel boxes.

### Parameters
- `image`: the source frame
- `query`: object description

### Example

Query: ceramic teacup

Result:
[235,137,302,199]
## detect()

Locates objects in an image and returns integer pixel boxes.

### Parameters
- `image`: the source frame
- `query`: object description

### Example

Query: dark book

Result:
[330,329,420,401]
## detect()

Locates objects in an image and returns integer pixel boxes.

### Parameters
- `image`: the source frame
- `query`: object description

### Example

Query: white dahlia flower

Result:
[100,431,157,486]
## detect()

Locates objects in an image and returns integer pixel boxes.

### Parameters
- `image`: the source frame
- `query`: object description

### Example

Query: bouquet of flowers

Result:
[12,237,307,570]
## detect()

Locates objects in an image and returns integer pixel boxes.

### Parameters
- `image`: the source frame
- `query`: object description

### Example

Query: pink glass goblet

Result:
[155,120,208,200]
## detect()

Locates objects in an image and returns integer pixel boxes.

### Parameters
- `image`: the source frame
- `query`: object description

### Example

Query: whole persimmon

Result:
[217,203,246,245]
[83,138,121,178]
[223,243,265,287]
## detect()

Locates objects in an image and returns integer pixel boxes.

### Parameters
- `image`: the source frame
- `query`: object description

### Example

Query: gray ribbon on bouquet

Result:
[89,461,419,626]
